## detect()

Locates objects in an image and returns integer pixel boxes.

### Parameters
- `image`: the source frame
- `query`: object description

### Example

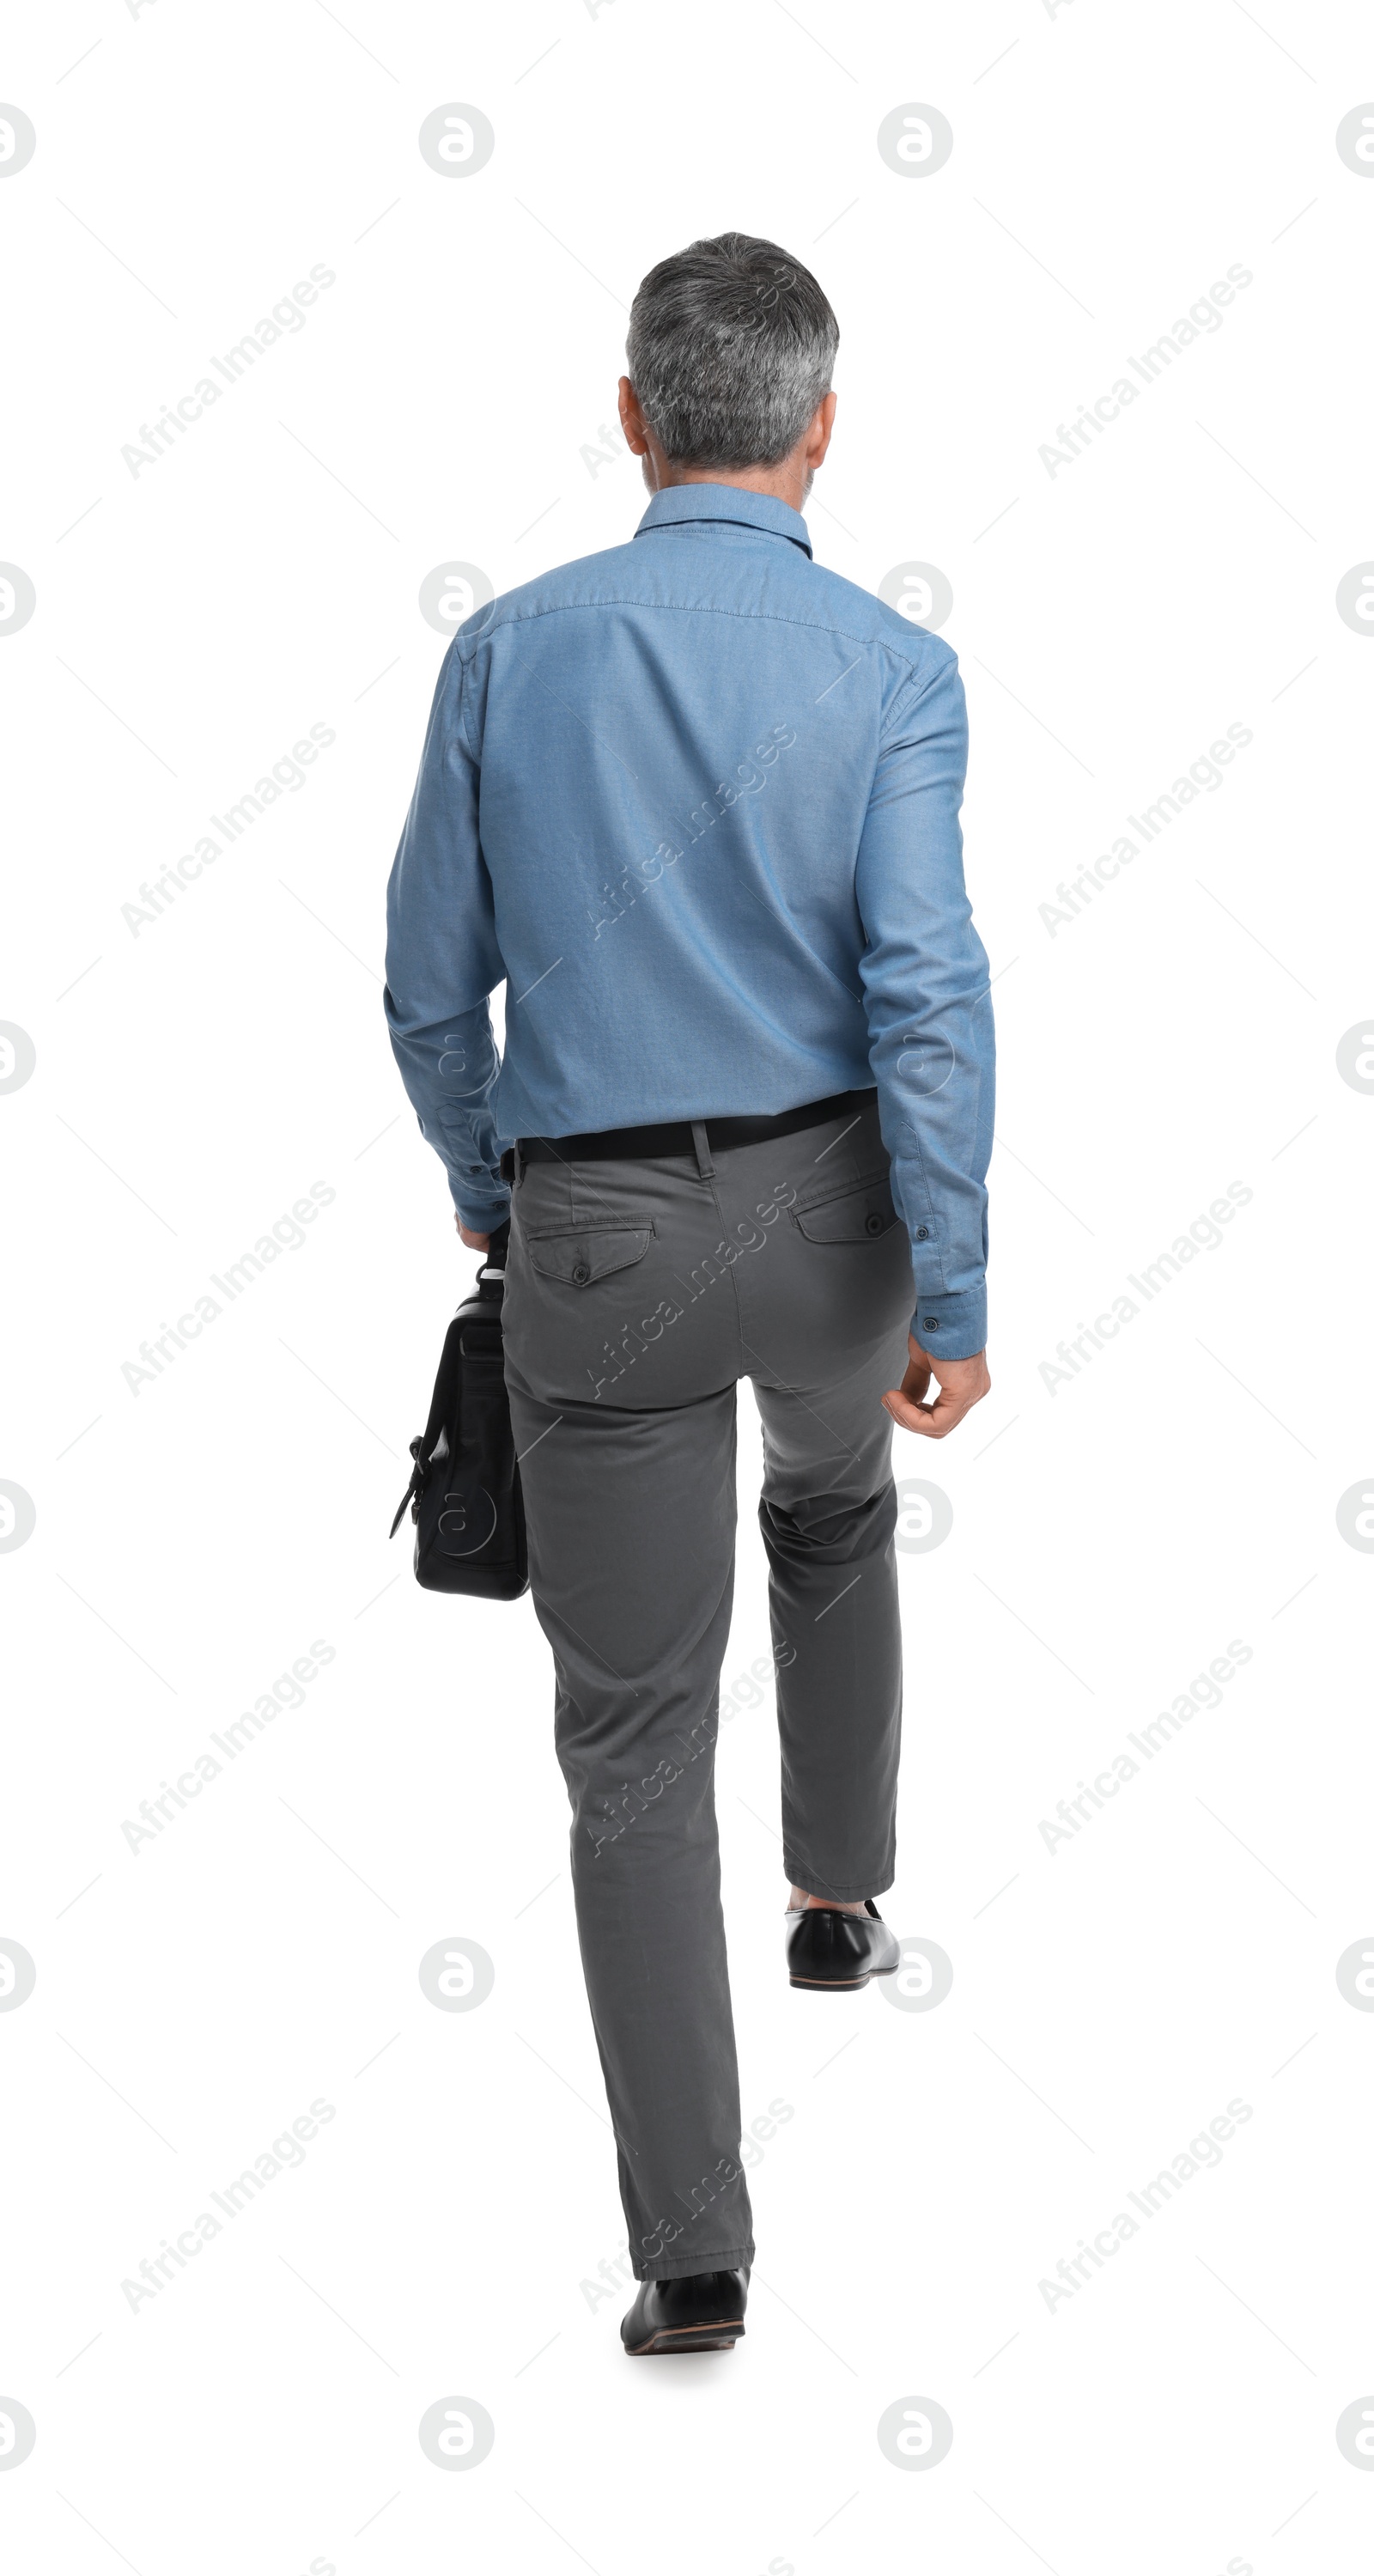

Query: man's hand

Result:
[883,1335,989,1440]
[456,1218,490,1252]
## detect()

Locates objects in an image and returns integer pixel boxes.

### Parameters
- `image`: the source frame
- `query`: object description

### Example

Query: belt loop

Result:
[512,1139,524,1186]
[690,1119,715,1181]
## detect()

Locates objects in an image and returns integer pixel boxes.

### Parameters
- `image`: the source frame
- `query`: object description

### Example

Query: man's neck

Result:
[650,463,808,513]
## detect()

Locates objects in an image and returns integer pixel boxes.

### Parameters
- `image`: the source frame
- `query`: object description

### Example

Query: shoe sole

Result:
[788,1961,899,1990]
[624,2321,745,2356]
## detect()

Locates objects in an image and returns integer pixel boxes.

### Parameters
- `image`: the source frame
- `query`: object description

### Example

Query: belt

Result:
[501,1087,876,1178]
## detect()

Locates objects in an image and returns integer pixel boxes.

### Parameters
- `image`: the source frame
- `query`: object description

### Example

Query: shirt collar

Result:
[633,481,813,558]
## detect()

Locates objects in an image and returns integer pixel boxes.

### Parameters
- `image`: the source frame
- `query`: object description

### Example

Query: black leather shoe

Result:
[785,1898,899,1989]
[621,2267,749,2356]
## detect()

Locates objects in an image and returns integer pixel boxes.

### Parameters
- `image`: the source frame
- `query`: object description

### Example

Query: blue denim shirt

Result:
[385,483,994,1356]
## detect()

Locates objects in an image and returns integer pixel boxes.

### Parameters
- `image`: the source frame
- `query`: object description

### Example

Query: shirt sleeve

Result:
[383,643,511,1232]
[854,647,994,1360]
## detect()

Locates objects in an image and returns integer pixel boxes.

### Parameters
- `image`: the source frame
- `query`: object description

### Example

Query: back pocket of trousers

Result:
[525,1224,654,1288]
[791,1173,898,1244]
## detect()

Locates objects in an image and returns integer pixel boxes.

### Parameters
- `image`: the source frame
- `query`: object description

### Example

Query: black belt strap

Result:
[502,1087,876,1178]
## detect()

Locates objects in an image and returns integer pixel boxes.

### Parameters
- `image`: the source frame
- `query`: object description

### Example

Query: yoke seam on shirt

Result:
[456,595,944,687]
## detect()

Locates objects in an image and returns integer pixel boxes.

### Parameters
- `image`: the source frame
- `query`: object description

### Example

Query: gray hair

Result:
[626,232,838,469]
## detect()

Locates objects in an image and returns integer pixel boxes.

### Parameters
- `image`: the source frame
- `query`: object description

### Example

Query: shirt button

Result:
[915,1226,929,1240]
[572,1262,591,1285]
[922,1318,940,1331]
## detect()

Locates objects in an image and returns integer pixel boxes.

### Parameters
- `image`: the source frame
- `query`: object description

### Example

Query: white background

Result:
[3,1,1372,2569]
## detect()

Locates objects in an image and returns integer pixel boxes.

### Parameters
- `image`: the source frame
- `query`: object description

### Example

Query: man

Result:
[385,233,993,2357]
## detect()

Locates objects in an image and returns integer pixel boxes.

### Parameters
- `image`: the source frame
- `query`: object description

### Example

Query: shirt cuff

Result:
[450,1172,511,1233]
[909,1285,986,1361]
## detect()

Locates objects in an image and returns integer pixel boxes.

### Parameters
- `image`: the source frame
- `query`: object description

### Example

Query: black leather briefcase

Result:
[388,1222,529,1599]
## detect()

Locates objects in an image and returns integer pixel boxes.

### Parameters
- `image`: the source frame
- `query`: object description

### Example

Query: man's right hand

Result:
[883,1335,989,1440]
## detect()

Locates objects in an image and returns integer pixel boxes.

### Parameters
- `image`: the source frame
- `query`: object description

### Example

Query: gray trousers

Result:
[502,1095,913,2279]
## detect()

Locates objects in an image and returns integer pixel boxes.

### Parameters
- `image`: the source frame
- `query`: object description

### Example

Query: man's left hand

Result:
[457,1219,490,1251]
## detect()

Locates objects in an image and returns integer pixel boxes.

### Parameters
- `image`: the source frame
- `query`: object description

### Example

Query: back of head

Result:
[626,231,838,470]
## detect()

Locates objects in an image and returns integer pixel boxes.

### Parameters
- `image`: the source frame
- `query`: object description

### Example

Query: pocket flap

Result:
[793,1177,899,1244]
[526,1225,653,1286]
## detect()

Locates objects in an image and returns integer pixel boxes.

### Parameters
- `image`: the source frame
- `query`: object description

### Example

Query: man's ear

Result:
[618,375,648,454]
[807,389,837,471]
